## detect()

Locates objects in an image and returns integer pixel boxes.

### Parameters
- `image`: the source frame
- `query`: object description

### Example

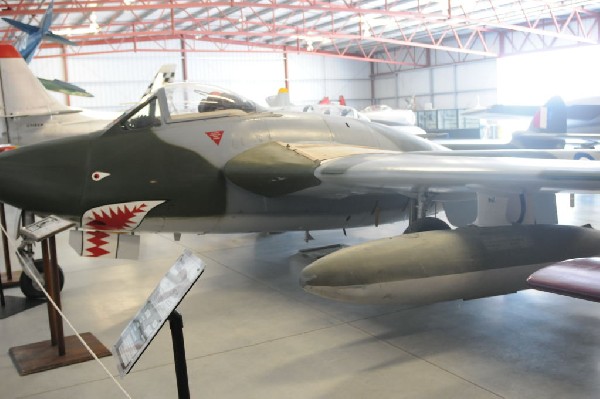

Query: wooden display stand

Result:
[8,216,111,376]
[0,204,44,319]
[0,203,20,288]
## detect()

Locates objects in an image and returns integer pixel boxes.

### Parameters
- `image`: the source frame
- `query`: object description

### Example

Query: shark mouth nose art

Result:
[82,200,165,231]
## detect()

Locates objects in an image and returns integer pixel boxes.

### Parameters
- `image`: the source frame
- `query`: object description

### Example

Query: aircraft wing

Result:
[225,142,600,198]
[44,31,77,46]
[314,150,600,195]
[38,77,93,97]
[1,18,38,35]
[462,104,539,120]
[527,258,600,302]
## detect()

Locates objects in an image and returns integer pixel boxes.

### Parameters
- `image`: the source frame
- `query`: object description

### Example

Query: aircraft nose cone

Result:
[0,135,91,216]
[299,250,364,301]
[299,268,318,289]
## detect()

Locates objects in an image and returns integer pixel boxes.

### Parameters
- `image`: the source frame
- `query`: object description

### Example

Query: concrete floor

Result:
[1,193,599,398]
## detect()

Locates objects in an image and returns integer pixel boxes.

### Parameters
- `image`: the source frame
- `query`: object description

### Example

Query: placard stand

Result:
[113,250,204,398]
[8,216,111,375]
[0,206,46,320]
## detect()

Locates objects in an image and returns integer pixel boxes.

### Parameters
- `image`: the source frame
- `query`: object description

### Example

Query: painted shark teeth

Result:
[82,200,164,231]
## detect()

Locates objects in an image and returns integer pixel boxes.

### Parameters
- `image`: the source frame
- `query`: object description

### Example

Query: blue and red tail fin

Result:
[529,96,567,133]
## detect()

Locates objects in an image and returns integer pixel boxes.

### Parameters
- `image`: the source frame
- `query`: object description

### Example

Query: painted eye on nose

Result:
[92,171,111,181]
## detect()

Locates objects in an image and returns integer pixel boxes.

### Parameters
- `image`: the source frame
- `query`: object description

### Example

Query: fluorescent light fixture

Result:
[53,12,100,36]
[351,14,395,27]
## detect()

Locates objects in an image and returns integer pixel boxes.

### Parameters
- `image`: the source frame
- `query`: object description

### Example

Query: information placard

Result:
[113,250,205,376]
[20,215,75,242]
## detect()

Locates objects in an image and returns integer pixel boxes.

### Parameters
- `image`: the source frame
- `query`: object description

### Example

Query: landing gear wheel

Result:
[19,259,65,299]
[404,217,451,234]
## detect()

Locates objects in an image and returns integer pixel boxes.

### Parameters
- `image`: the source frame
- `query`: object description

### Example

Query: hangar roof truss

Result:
[0,1,599,66]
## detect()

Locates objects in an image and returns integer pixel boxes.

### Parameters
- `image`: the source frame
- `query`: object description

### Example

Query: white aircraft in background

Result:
[0,44,175,146]
[265,88,369,120]
[361,104,417,126]
[265,89,439,137]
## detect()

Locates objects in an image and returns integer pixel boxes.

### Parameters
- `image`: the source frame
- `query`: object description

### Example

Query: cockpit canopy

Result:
[114,83,267,131]
[162,83,266,121]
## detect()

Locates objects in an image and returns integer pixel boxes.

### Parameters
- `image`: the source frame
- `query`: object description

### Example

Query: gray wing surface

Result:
[315,152,600,196]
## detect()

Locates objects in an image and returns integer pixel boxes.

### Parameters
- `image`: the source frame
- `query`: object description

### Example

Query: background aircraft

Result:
[0,44,175,146]
[266,89,439,138]
[2,80,600,304]
[2,0,92,97]
[266,88,370,120]
[457,96,600,149]
[360,103,416,126]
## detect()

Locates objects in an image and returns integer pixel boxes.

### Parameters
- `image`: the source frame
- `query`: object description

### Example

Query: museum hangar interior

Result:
[0,1,600,398]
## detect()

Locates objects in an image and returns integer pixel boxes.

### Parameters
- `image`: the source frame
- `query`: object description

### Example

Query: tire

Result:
[404,217,451,234]
[19,259,65,300]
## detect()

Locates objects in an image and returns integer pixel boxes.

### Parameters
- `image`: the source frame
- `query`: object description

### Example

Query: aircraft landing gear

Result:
[16,212,66,300]
[19,258,64,300]
[403,217,450,234]
[404,194,451,234]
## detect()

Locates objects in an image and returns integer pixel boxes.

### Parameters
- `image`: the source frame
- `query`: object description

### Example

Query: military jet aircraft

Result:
[3,71,600,303]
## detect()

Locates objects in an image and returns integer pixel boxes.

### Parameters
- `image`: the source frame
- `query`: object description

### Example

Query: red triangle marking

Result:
[206,130,224,145]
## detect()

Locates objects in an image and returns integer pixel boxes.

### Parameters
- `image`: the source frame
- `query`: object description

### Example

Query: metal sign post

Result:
[169,310,190,399]
[0,262,5,307]
[114,250,204,398]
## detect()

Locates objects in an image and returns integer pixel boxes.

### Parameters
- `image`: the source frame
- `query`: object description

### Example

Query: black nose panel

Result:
[0,134,91,215]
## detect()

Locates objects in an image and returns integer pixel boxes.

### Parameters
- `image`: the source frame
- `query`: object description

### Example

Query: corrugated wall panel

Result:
[66,51,183,111]
[457,89,496,109]
[433,66,454,93]
[456,60,496,91]
[398,69,430,96]
[25,40,371,112]
[186,52,285,106]
[433,94,456,109]
[373,58,498,110]
[287,53,371,107]
[322,57,371,107]
[373,77,395,99]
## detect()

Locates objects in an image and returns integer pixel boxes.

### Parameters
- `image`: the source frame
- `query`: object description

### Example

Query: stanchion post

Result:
[48,236,65,356]
[0,262,5,307]
[41,239,58,346]
[0,203,12,281]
